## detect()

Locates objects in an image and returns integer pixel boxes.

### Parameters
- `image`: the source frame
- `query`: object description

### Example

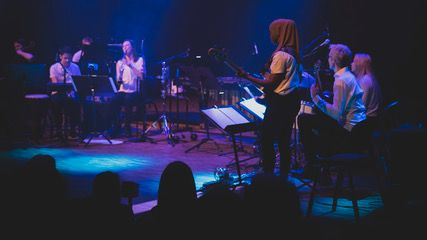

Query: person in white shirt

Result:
[110,40,144,137]
[351,53,382,120]
[237,19,302,177]
[298,44,367,165]
[72,36,93,63]
[49,46,81,139]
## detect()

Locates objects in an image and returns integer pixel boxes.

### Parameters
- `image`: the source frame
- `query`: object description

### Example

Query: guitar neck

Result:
[316,71,323,92]
[223,59,241,73]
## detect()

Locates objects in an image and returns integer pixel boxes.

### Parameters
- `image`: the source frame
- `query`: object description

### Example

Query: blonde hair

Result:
[352,53,373,77]
[329,44,353,68]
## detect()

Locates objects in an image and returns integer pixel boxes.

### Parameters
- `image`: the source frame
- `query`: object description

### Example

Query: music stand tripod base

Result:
[81,132,113,146]
[72,75,115,146]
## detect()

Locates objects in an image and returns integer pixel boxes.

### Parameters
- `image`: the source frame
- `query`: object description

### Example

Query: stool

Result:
[306,153,376,223]
[24,94,50,140]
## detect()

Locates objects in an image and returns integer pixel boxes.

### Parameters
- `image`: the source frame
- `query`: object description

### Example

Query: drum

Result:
[166,81,185,97]
[24,94,50,139]
[299,100,316,115]
[294,100,316,130]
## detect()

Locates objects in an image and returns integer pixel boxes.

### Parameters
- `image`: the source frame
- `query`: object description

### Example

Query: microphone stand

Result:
[127,66,156,144]
[144,61,179,146]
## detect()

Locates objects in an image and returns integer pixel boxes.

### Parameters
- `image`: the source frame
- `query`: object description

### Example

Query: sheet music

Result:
[202,107,249,130]
[218,107,249,124]
[239,98,266,120]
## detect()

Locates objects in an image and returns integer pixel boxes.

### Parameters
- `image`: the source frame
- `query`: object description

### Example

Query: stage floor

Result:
[0,127,385,222]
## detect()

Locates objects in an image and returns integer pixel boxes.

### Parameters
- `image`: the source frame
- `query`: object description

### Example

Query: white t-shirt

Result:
[49,62,81,84]
[116,57,144,93]
[49,62,81,94]
[269,51,300,95]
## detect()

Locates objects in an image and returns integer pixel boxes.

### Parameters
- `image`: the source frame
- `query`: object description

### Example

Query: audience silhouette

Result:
[136,161,197,236]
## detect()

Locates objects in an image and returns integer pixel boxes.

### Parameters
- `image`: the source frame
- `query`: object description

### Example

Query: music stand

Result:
[238,98,266,121]
[73,75,116,146]
[183,64,223,153]
[199,106,256,186]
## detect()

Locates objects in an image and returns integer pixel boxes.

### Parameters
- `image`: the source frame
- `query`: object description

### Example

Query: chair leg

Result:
[333,168,344,211]
[348,169,360,223]
[306,166,320,218]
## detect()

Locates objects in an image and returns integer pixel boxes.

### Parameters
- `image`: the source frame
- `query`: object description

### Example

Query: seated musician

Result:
[351,53,383,125]
[109,39,144,137]
[72,36,93,64]
[298,44,367,169]
[49,46,81,139]
[13,38,35,63]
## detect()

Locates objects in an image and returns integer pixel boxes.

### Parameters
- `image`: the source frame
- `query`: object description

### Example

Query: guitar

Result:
[312,59,333,103]
[207,48,267,102]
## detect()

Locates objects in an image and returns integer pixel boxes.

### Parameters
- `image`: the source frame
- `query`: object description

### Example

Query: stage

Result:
[0,125,385,222]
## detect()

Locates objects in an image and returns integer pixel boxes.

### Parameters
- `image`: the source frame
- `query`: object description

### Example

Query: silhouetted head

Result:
[157,161,197,208]
[93,171,121,205]
[27,154,57,172]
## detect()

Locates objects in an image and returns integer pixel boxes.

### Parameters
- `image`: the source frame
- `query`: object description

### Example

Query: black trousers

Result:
[50,93,80,135]
[110,92,140,132]
[260,90,301,176]
[297,112,354,163]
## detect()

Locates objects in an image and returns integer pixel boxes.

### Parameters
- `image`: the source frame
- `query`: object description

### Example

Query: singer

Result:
[237,19,302,177]
[109,39,145,138]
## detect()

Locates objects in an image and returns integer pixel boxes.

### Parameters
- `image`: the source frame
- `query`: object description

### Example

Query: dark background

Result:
[1,0,426,109]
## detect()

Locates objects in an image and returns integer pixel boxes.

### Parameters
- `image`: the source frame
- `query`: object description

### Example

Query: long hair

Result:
[157,161,197,208]
[122,39,139,62]
[352,53,374,78]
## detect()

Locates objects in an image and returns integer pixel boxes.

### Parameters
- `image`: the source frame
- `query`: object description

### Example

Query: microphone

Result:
[107,43,122,47]
[252,42,259,55]
[319,39,330,47]
[185,48,191,57]
[207,48,215,56]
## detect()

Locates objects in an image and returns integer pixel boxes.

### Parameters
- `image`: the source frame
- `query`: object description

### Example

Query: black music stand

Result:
[73,75,116,146]
[199,106,256,186]
[184,65,222,153]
